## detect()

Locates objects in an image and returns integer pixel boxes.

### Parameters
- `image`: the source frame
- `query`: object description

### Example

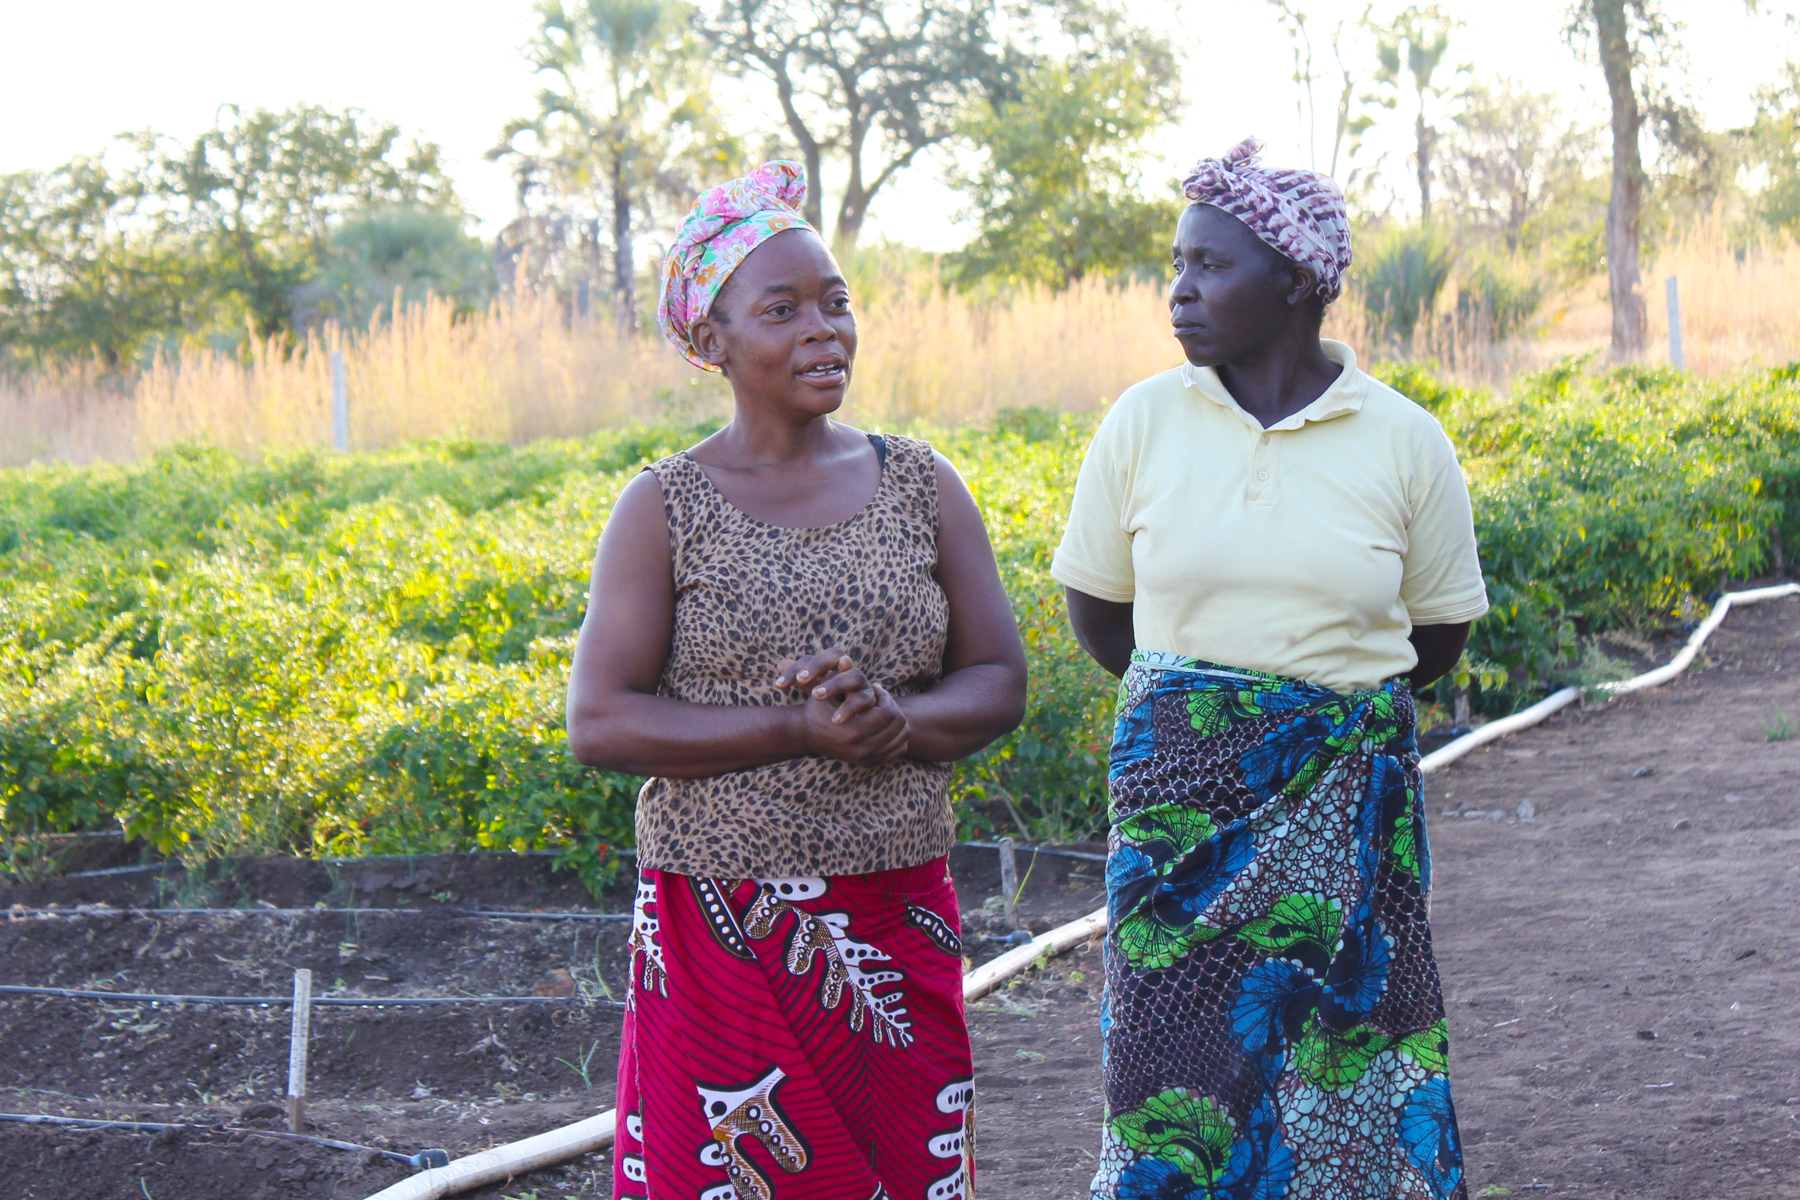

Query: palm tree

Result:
[1371,5,1457,223]
[492,0,734,332]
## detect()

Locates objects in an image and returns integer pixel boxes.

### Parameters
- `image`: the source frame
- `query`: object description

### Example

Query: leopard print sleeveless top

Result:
[634,433,955,878]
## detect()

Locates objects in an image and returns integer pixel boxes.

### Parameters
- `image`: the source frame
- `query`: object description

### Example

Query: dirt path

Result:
[3,594,1798,1199]
[1425,594,1800,1200]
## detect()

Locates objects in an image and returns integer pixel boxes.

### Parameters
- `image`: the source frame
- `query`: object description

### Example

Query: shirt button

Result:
[1260,434,1270,445]
[1257,470,1269,480]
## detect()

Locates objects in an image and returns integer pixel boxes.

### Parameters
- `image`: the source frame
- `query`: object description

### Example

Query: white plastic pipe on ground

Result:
[361,1111,616,1200]
[360,582,1799,1200]
[1417,583,1800,773]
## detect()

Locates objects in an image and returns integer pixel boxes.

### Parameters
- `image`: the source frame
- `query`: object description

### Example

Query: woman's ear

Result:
[1284,265,1320,307]
[690,317,730,372]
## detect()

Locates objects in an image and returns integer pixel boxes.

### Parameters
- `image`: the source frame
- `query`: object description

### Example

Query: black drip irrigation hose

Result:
[60,863,171,879]
[0,984,622,1008]
[44,839,1105,880]
[958,840,1108,863]
[5,906,632,921]
[8,843,1103,935]
[0,1111,449,1169]
[58,848,602,880]
[468,909,628,921]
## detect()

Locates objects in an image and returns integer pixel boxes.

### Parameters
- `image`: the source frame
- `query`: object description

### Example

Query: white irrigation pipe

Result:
[361,582,1799,1200]
[962,907,1109,1002]
[361,1110,618,1199]
[1418,583,1800,772]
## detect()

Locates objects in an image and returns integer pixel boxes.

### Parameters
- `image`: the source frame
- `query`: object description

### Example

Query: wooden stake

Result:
[330,351,348,452]
[287,968,312,1132]
[1666,275,1685,369]
[997,837,1020,931]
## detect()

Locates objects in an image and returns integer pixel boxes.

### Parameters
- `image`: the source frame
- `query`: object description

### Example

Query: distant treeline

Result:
[6,2,1800,369]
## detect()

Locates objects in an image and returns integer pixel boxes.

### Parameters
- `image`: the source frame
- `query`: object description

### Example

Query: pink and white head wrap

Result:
[1181,136,1353,303]
[656,161,815,370]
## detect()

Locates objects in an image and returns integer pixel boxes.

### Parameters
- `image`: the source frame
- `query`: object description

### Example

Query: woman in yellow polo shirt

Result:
[1053,138,1487,1200]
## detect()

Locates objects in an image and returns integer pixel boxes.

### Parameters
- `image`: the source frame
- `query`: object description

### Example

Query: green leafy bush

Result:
[6,361,1800,881]
[1453,257,1547,340]
[0,429,695,891]
[1354,223,1459,347]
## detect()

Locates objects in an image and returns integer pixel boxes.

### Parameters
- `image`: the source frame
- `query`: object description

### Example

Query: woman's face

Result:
[1168,204,1313,366]
[693,229,858,417]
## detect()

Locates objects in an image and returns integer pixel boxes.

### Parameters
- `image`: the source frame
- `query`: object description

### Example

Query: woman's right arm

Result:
[565,472,906,777]
[1064,587,1135,679]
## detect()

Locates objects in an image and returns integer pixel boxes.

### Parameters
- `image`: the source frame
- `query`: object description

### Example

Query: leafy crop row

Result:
[4,360,1798,890]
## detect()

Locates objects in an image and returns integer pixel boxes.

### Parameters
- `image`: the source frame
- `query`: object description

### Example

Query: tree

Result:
[1563,0,1716,358]
[947,49,1180,290]
[704,0,1028,249]
[1580,0,1651,356]
[1327,11,1378,181]
[1369,5,1458,223]
[1742,60,1800,233]
[292,208,494,335]
[138,105,456,341]
[1263,2,1377,190]
[1,107,461,366]
[0,157,193,366]
[491,0,735,330]
[1443,80,1596,254]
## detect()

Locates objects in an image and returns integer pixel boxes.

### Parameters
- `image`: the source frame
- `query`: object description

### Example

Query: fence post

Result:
[287,968,313,1132]
[1665,275,1685,369]
[997,837,1020,932]
[330,351,348,451]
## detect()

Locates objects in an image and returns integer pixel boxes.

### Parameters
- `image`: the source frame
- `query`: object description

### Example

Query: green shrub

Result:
[935,411,1114,841]
[1354,223,1459,347]
[6,362,1800,884]
[1453,257,1547,340]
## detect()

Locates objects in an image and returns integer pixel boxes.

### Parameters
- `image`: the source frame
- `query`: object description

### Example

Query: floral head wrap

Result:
[656,161,815,369]
[1180,136,1353,303]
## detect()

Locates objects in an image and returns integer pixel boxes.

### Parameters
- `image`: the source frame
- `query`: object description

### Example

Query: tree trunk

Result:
[1330,77,1354,178]
[767,59,825,230]
[829,77,879,253]
[1593,0,1647,358]
[835,147,916,254]
[611,153,636,335]
[834,109,870,252]
[227,198,282,339]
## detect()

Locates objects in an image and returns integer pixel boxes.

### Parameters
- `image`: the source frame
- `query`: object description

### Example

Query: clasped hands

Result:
[773,648,909,767]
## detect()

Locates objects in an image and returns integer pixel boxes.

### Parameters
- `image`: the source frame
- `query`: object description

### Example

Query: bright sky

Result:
[3,0,1794,250]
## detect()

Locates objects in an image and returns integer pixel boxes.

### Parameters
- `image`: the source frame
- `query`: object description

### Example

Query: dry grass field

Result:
[3,225,1797,468]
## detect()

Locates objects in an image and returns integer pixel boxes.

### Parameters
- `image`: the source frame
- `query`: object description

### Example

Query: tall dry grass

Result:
[1548,226,1800,375]
[0,283,1182,467]
[5,224,1798,468]
[1324,223,1800,385]
[1,295,737,467]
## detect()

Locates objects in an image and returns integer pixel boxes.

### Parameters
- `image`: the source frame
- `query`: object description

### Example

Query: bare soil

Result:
[3,592,1798,1200]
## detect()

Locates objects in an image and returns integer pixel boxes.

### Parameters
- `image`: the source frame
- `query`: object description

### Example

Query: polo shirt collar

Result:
[1178,339,1367,432]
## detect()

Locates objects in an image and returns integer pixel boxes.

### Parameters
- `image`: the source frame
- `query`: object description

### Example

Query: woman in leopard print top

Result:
[566,162,1025,1200]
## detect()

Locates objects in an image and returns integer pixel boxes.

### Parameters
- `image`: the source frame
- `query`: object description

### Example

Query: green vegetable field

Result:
[5,360,1799,891]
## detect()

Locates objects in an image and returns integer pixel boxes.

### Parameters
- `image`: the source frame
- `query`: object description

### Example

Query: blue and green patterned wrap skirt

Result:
[1091,652,1465,1200]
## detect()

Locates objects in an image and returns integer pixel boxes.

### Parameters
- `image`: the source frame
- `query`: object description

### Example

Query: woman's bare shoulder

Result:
[601,468,672,546]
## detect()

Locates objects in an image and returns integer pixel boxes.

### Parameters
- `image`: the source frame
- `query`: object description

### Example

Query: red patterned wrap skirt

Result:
[614,856,976,1200]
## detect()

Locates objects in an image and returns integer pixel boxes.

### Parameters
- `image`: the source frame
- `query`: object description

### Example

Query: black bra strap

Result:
[867,433,888,469]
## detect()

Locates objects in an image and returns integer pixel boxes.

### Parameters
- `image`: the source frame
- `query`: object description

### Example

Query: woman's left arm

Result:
[895,453,1029,761]
[1407,622,1471,690]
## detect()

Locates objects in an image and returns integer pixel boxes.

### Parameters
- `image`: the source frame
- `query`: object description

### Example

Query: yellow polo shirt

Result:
[1050,340,1488,694]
